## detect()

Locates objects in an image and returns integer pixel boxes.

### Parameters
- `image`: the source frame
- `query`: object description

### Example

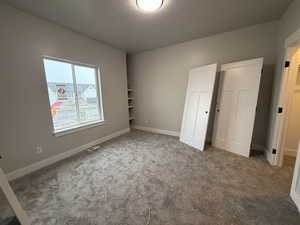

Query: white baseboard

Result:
[265,148,276,166]
[132,125,179,137]
[285,148,297,157]
[7,128,130,181]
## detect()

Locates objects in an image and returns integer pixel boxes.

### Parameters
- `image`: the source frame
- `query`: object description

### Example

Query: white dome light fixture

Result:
[136,0,164,12]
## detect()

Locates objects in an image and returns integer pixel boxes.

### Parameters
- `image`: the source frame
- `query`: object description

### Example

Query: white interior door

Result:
[180,63,217,151]
[212,58,263,157]
[291,142,300,212]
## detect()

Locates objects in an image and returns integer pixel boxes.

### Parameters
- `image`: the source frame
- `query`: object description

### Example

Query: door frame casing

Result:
[290,142,300,212]
[271,27,300,167]
[291,142,300,212]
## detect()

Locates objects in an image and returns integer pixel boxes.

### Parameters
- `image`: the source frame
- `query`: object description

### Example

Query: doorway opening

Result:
[280,47,300,169]
[272,28,300,212]
[273,44,300,168]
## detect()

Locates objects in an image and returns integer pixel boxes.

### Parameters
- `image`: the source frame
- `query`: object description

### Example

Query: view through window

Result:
[43,58,103,133]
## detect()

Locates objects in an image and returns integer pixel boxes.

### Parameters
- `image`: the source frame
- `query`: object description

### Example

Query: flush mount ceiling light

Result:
[136,0,164,12]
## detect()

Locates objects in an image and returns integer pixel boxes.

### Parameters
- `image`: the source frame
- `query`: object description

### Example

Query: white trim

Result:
[272,55,292,167]
[271,27,300,167]
[221,57,264,71]
[265,148,276,166]
[43,55,98,68]
[132,125,179,137]
[0,169,31,225]
[290,141,300,212]
[285,148,298,157]
[54,120,105,137]
[71,63,81,124]
[6,128,130,181]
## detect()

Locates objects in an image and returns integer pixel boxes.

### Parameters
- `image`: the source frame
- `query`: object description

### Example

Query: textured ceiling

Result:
[4,0,292,53]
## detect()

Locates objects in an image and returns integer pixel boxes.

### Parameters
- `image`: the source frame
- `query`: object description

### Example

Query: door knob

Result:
[217,109,220,112]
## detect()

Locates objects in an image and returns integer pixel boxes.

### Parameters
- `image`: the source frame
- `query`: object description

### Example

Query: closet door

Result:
[212,58,263,157]
[180,64,217,151]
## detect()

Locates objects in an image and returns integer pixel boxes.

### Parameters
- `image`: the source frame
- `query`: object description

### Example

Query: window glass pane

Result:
[43,59,79,131]
[74,65,101,123]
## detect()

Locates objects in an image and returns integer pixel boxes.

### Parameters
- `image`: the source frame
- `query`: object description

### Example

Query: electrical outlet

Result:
[36,146,43,154]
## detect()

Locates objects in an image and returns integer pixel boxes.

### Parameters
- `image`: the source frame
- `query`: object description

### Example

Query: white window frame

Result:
[42,56,105,137]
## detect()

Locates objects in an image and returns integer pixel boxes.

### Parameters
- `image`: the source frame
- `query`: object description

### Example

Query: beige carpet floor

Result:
[1,130,300,225]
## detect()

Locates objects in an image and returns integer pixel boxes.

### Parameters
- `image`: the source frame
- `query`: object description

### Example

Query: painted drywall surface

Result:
[252,65,275,149]
[0,5,129,173]
[266,0,300,158]
[128,22,278,147]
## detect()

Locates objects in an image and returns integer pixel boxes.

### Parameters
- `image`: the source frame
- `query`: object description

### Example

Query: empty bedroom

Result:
[1,0,300,225]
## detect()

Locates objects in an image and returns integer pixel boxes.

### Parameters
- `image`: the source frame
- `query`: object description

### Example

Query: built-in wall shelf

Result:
[128,88,135,123]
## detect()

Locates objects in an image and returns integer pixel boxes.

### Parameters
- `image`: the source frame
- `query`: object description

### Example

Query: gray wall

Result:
[128,22,278,147]
[266,0,300,157]
[0,5,129,173]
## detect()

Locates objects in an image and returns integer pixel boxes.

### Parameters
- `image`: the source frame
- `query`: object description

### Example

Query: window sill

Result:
[53,120,105,137]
